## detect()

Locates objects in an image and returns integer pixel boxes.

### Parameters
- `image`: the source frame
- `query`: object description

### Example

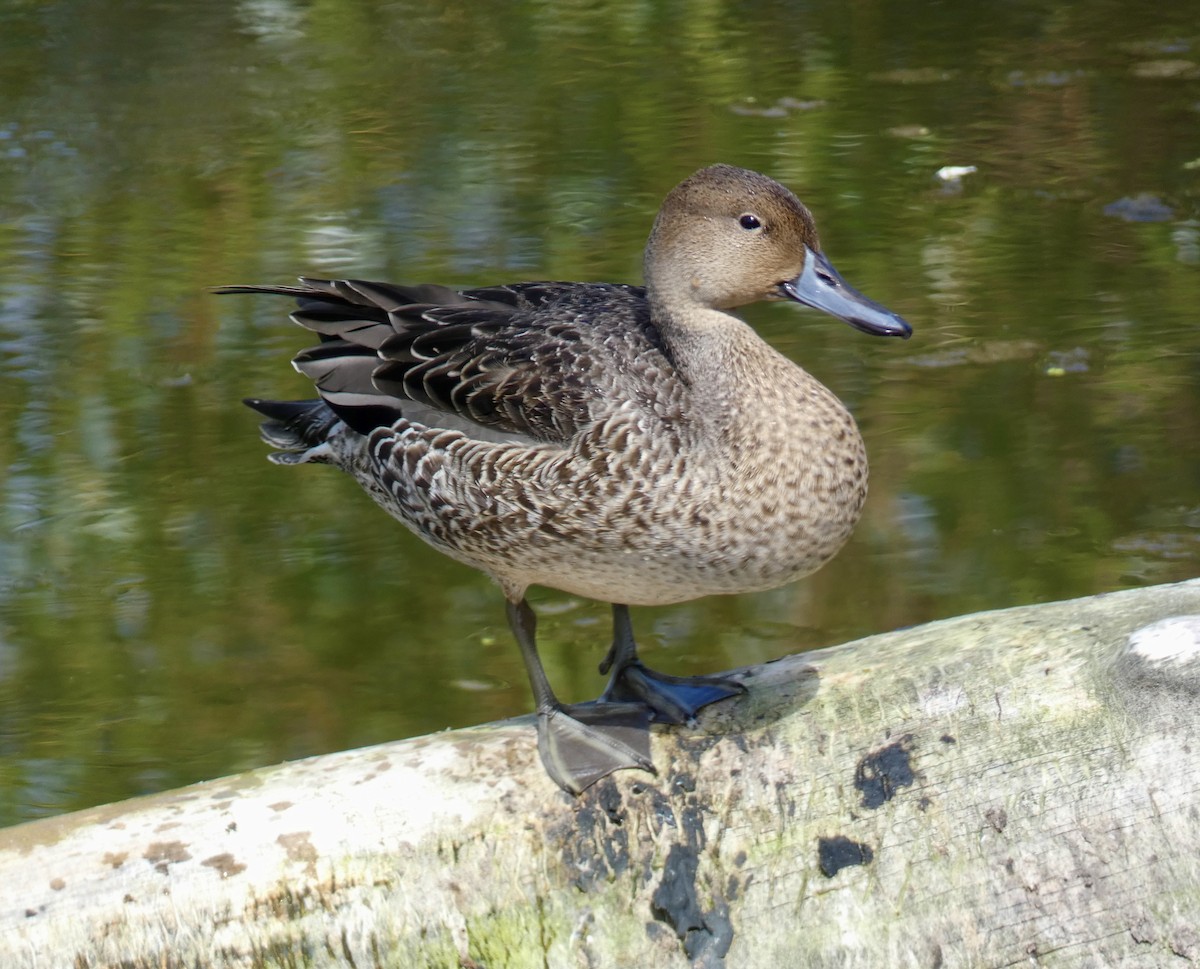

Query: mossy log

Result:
[3,579,1200,968]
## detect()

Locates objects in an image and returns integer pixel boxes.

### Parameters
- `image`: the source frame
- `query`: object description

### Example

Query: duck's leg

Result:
[599,604,746,724]
[506,598,655,794]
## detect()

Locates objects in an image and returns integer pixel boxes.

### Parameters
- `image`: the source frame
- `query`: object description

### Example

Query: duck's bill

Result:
[781,247,912,338]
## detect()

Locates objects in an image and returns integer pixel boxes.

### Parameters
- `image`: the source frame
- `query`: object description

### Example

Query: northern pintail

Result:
[219,164,912,794]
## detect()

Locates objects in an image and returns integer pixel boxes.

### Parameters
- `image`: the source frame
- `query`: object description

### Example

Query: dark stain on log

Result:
[277,831,319,878]
[817,835,874,877]
[561,779,632,891]
[651,844,703,935]
[202,852,247,879]
[646,770,735,966]
[595,779,626,826]
[650,843,734,965]
[855,734,915,809]
[555,769,738,964]
[984,807,1008,832]
[143,840,191,875]
[671,772,696,795]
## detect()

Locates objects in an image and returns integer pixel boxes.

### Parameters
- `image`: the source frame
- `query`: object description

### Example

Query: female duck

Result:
[221,164,911,794]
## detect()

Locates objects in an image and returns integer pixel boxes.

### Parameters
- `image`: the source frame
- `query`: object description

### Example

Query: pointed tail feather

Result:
[243,398,340,454]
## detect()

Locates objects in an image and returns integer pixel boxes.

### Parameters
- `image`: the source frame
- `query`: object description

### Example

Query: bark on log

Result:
[3,579,1200,968]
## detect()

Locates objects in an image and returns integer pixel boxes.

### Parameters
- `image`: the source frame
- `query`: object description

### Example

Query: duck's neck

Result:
[650,297,860,466]
[652,299,817,426]
[651,298,787,389]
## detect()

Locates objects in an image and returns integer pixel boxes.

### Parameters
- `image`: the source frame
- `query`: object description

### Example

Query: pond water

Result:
[1,0,1198,825]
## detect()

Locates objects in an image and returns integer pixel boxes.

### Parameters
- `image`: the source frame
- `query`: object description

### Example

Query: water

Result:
[1,0,1197,825]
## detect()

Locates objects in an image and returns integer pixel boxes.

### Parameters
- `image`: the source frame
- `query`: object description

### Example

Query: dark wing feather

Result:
[218,277,663,444]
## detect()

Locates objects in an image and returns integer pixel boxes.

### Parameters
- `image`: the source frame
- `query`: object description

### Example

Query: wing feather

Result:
[217,278,665,443]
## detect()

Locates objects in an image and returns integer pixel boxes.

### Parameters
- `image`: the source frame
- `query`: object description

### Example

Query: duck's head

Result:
[644,164,911,338]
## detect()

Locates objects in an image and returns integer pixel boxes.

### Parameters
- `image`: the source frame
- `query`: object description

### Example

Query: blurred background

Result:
[0,0,1197,825]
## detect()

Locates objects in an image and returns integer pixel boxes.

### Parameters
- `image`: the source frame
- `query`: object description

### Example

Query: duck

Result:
[218,164,911,795]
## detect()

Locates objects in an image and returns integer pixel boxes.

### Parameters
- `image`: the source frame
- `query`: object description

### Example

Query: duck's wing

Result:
[218,277,664,444]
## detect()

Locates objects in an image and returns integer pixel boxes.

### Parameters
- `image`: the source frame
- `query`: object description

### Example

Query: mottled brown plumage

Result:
[221,164,911,793]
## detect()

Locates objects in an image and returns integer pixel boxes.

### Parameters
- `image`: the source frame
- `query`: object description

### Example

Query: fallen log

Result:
[3,578,1199,968]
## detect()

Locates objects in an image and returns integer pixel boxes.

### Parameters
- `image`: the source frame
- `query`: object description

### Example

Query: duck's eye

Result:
[738,213,762,230]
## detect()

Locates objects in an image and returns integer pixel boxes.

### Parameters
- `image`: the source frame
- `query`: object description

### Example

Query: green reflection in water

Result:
[1,0,1198,824]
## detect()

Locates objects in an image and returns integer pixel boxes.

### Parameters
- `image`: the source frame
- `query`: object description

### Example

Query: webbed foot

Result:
[599,603,746,724]
[600,662,745,724]
[537,701,655,794]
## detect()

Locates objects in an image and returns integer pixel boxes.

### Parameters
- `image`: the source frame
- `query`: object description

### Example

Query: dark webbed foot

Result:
[600,663,745,724]
[599,604,746,724]
[507,597,655,794]
[537,701,655,795]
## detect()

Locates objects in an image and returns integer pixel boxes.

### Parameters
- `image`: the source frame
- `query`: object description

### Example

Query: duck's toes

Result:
[537,702,656,795]
[601,663,746,725]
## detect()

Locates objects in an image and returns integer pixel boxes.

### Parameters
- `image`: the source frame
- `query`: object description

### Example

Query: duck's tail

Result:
[243,397,341,465]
